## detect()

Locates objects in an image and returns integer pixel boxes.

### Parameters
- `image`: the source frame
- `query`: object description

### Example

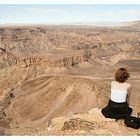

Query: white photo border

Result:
[0,0,140,4]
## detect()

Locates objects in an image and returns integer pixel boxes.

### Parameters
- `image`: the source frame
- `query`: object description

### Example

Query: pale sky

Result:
[0,5,140,24]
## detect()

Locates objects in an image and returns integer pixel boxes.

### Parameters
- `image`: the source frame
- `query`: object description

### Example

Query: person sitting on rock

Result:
[101,68,132,119]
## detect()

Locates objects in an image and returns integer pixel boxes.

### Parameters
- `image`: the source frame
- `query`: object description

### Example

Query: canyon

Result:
[0,21,140,135]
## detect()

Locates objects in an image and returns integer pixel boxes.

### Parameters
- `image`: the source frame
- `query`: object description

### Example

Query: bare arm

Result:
[127,86,132,106]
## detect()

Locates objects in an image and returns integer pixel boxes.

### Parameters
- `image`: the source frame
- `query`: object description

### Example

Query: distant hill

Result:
[120,21,140,31]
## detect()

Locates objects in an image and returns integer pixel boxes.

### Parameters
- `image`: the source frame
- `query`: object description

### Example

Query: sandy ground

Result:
[5,108,140,136]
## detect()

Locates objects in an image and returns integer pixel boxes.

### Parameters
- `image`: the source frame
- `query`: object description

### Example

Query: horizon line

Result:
[0,20,139,26]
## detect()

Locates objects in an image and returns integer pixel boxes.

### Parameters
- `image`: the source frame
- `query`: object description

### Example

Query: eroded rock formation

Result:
[5,76,109,128]
[0,22,140,135]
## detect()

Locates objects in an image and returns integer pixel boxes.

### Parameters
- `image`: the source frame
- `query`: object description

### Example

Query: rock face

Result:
[61,118,96,131]
[0,27,50,56]
[16,49,92,68]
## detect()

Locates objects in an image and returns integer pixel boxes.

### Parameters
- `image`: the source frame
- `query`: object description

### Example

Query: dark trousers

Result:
[101,99,132,119]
